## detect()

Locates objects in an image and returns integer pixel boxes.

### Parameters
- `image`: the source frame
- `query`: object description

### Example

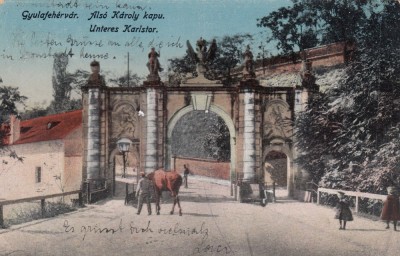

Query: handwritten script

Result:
[63,219,209,241]
[1,0,184,61]
[62,219,234,254]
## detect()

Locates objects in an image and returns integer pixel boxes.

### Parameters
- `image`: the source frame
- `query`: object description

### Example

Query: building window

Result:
[35,167,41,183]
[47,121,60,130]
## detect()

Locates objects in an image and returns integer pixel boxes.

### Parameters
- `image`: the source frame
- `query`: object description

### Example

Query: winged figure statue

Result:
[186,37,217,75]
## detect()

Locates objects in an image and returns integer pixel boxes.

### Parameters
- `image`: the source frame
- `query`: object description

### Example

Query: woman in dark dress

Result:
[334,191,353,230]
[380,186,400,231]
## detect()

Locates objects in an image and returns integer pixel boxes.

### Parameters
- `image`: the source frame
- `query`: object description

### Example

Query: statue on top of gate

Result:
[88,60,106,87]
[300,59,317,89]
[186,37,217,75]
[242,45,255,79]
[146,47,163,82]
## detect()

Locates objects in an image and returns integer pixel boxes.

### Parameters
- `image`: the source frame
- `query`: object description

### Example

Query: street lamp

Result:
[117,138,132,177]
[117,138,132,205]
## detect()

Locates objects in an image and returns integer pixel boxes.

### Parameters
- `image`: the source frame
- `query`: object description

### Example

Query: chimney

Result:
[9,115,20,144]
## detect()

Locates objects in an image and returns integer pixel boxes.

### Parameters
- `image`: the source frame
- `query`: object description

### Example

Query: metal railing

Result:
[305,181,319,203]
[0,190,82,228]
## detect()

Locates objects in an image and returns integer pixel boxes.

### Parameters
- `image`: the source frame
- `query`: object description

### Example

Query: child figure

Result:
[334,191,353,230]
[380,186,400,231]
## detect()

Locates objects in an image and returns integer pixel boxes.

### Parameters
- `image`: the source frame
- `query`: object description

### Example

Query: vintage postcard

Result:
[1,0,400,255]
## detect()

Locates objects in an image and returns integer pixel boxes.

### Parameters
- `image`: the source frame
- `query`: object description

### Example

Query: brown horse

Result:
[147,169,183,216]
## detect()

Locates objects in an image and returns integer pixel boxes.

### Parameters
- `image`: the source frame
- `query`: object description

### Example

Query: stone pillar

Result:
[242,90,256,182]
[87,88,101,180]
[145,88,158,173]
[84,60,106,201]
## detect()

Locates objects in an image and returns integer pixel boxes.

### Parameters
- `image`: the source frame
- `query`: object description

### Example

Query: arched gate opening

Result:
[166,105,236,185]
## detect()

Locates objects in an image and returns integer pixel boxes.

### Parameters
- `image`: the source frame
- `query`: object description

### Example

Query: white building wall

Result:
[0,140,66,200]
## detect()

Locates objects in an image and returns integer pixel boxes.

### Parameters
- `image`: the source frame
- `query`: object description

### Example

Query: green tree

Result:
[171,111,230,161]
[295,1,400,193]
[257,0,369,56]
[21,101,48,119]
[49,52,143,114]
[203,115,230,161]
[48,53,101,114]
[257,1,319,55]
[295,92,339,183]
[108,73,143,87]
[0,84,27,161]
[167,54,196,86]
[51,53,75,113]
[208,33,253,85]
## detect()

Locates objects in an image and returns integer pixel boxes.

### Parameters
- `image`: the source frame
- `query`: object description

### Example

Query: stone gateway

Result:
[81,41,347,203]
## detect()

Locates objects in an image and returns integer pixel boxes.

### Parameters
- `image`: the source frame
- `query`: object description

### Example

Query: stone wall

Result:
[174,157,230,180]
[251,42,346,79]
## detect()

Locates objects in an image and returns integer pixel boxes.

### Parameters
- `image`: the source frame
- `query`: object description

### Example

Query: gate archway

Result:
[263,144,294,198]
[166,104,236,182]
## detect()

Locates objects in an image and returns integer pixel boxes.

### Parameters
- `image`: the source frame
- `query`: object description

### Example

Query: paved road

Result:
[1,178,399,256]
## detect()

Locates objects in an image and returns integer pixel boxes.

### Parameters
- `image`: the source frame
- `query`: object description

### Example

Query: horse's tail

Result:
[177,174,183,186]
[147,171,154,181]
[175,174,183,193]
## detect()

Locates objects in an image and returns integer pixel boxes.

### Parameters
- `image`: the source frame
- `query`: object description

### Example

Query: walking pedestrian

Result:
[380,186,400,231]
[136,172,152,215]
[334,191,353,230]
[183,164,190,188]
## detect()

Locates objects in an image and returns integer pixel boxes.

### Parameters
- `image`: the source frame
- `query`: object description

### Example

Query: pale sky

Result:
[0,0,290,107]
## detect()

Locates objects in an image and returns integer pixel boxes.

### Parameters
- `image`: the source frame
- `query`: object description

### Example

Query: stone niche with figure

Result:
[109,95,143,179]
[111,104,138,139]
[109,94,143,140]
[263,99,292,143]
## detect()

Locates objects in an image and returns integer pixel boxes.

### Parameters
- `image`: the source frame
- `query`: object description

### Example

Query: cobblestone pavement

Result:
[1,178,399,256]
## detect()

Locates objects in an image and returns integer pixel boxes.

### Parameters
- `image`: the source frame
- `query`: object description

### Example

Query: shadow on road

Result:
[182,212,218,217]
[346,229,387,232]
[274,199,302,204]
[179,194,235,204]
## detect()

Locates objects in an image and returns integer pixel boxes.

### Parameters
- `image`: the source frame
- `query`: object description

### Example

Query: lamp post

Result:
[117,138,132,205]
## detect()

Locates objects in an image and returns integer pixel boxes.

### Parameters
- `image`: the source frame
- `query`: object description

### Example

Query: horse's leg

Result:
[170,193,176,215]
[176,195,182,216]
[156,191,161,215]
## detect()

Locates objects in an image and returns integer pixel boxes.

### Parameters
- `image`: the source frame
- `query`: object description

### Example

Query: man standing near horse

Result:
[183,164,190,188]
[136,172,152,215]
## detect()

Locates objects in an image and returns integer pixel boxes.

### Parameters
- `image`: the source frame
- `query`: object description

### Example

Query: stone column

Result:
[242,90,256,182]
[145,88,158,173]
[84,60,106,202]
[87,88,101,180]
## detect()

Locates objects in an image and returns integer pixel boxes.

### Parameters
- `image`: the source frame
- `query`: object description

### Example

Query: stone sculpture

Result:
[146,47,162,81]
[88,60,106,86]
[186,37,217,75]
[242,45,255,79]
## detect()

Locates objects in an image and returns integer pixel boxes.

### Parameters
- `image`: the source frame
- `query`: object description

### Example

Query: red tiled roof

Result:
[14,109,82,145]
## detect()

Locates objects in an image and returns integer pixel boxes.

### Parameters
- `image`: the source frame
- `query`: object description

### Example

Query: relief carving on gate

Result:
[111,103,138,140]
[263,100,292,141]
